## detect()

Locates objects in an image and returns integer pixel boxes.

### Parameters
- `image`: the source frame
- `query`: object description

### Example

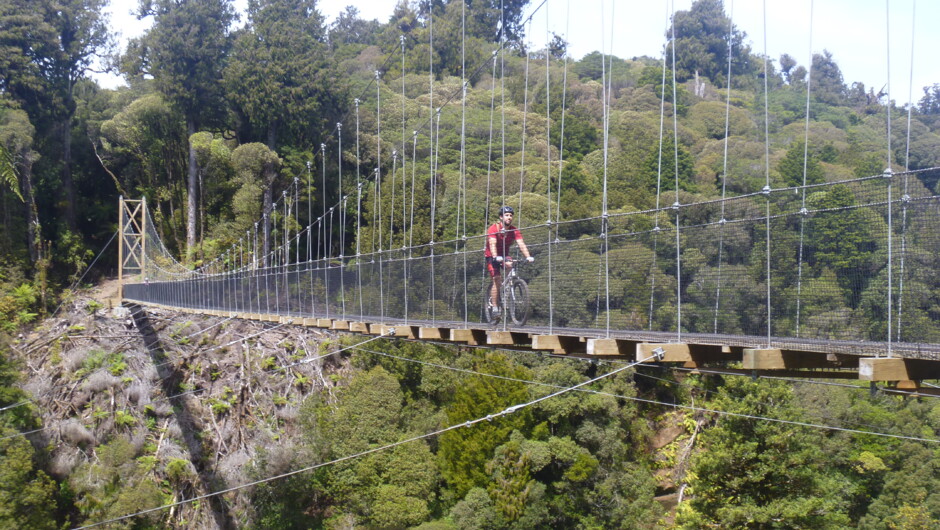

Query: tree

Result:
[0,347,58,529]
[231,143,281,261]
[41,0,113,230]
[190,131,234,257]
[810,50,847,106]
[776,140,824,188]
[919,83,940,129]
[225,0,341,258]
[99,93,189,252]
[779,53,797,84]
[805,184,876,299]
[666,0,752,86]
[437,0,530,46]
[0,104,41,265]
[437,353,532,497]
[642,135,695,193]
[225,0,337,149]
[548,32,566,60]
[0,429,58,529]
[677,377,852,527]
[133,0,235,257]
[328,5,381,49]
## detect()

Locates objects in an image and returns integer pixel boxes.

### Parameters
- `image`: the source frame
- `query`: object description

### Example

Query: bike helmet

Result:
[498,205,514,215]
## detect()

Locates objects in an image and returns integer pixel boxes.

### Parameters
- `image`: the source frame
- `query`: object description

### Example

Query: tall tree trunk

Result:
[61,116,76,230]
[19,152,40,265]
[186,119,198,259]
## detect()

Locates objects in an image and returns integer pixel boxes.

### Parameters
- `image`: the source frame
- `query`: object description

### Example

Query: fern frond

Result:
[0,144,23,202]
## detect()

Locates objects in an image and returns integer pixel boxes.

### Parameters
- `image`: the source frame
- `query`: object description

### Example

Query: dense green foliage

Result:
[239,338,940,529]
[250,340,662,528]
[0,346,59,529]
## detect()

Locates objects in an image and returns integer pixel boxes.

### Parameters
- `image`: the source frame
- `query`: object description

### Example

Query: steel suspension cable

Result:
[762,0,772,347]
[714,0,735,334]
[898,0,916,342]
[50,229,117,318]
[283,191,289,314]
[460,1,469,325]
[599,0,614,336]
[546,3,556,333]
[321,145,329,319]
[555,0,569,237]
[390,151,397,255]
[884,0,894,357]
[650,9,669,332]
[431,109,442,323]
[482,51,499,316]
[795,0,814,338]
[408,131,418,323]
[501,0,506,203]
[355,99,363,319]
[307,156,313,309]
[338,123,346,319]
[670,0,681,341]
[518,45,530,224]
[485,52,498,247]
[400,35,407,254]
[401,35,410,324]
[428,5,436,324]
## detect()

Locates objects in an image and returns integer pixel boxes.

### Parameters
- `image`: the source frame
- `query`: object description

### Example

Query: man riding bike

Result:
[484,206,533,319]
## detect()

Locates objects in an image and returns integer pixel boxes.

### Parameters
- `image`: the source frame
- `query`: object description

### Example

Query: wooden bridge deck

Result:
[126,301,940,393]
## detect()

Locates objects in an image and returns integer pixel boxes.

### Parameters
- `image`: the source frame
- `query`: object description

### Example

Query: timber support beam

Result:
[586,338,637,356]
[635,343,737,364]
[451,328,488,345]
[743,349,859,370]
[532,335,586,355]
[487,331,532,347]
[860,357,940,382]
[419,327,451,340]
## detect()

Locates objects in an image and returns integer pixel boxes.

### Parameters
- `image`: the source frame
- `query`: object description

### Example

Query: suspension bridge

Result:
[118,2,940,392]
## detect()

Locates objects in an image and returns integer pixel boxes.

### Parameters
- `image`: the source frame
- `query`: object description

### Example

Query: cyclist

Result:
[485,206,533,319]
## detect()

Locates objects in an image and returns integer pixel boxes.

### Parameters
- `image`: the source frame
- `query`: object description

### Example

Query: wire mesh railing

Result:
[124,170,940,358]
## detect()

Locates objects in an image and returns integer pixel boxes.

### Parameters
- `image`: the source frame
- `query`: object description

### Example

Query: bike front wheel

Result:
[507,278,530,326]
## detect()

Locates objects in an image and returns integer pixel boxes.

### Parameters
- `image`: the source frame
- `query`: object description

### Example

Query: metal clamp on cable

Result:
[652,347,665,361]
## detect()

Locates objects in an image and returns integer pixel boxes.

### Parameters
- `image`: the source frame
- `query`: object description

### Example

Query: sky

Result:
[100,0,938,105]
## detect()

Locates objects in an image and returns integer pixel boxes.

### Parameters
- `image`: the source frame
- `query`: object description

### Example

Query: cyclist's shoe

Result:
[487,303,501,321]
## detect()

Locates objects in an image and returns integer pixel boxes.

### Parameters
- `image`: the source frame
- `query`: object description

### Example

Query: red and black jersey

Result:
[484,222,522,258]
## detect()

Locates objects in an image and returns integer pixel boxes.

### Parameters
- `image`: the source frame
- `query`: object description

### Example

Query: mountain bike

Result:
[484,258,530,326]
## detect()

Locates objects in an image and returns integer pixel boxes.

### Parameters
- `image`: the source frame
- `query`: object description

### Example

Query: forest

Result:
[1,0,940,527]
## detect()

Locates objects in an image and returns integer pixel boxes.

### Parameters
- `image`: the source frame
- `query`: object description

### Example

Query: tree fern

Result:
[0,144,23,202]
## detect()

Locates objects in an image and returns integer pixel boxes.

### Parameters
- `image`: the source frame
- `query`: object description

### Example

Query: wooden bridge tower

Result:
[118,196,146,300]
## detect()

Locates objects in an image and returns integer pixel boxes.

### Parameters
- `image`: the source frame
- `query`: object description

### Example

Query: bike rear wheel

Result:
[507,278,530,326]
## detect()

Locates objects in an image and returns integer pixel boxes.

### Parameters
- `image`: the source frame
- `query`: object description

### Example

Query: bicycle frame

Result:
[487,258,530,326]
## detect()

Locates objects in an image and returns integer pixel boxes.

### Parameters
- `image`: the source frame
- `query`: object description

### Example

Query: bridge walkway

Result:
[128,301,940,394]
